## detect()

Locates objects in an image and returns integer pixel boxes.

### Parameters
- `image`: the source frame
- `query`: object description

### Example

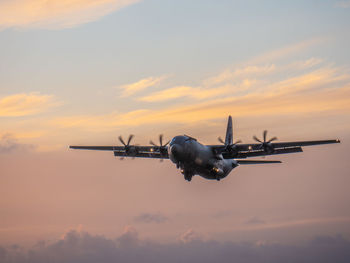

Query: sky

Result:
[1,0,350,262]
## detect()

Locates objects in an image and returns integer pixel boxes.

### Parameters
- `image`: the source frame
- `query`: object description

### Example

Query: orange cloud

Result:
[0,93,58,117]
[204,64,276,87]
[119,76,167,97]
[0,0,140,30]
[51,62,350,130]
[0,130,45,139]
[138,86,231,102]
[267,67,348,95]
[52,85,350,130]
[6,53,350,151]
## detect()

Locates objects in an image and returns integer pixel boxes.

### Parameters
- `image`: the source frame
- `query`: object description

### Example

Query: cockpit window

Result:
[170,136,187,146]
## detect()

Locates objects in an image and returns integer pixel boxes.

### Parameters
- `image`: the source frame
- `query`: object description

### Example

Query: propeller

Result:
[150,134,170,160]
[253,130,277,153]
[218,137,242,153]
[150,135,170,149]
[118,134,136,158]
[218,137,242,145]
[119,134,134,147]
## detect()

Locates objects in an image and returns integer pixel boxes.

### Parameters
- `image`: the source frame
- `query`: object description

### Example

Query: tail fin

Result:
[225,116,233,145]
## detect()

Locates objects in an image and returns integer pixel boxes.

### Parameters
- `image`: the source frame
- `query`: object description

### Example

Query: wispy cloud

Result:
[0,133,34,154]
[52,61,350,130]
[119,76,167,97]
[204,64,276,87]
[287,58,324,70]
[248,38,325,65]
[138,57,325,104]
[5,42,348,149]
[239,217,350,232]
[245,217,266,225]
[134,213,168,224]
[335,1,350,8]
[0,0,141,30]
[0,93,58,117]
[138,86,230,102]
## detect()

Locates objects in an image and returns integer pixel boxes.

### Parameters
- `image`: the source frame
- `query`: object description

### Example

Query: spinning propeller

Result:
[118,134,136,159]
[253,130,277,153]
[150,134,170,157]
[218,137,242,153]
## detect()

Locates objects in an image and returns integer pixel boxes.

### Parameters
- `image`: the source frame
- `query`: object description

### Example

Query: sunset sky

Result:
[1,0,350,261]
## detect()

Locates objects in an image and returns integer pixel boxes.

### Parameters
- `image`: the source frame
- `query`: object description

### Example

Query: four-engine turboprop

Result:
[70,116,340,181]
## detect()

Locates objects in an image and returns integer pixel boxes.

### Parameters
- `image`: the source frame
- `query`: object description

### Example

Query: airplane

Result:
[70,116,340,182]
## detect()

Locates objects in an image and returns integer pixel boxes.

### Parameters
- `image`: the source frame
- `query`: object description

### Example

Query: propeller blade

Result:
[234,140,242,144]
[149,140,157,146]
[218,137,225,144]
[127,134,134,146]
[263,130,267,142]
[159,134,163,146]
[164,140,170,147]
[268,137,278,143]
[118,136,126,146]
[253,136,262,143]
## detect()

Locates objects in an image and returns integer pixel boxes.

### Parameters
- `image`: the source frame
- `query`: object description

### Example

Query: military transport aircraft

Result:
[70,116,340,182]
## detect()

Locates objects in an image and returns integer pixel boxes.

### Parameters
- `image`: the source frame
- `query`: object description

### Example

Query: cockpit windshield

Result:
[169,136,187,146]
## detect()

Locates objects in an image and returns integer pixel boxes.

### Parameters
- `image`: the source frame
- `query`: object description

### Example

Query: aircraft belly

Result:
[192,159,236,180]
[178,140,237,180]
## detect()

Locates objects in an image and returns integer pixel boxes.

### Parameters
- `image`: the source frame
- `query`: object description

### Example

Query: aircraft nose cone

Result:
[169,144,183,163]
[170,144,180,156]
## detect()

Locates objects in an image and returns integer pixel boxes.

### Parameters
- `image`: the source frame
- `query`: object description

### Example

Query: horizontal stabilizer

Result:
[237,160,282,164]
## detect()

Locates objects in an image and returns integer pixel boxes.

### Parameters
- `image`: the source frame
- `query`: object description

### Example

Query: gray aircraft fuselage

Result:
[168,135,237,181]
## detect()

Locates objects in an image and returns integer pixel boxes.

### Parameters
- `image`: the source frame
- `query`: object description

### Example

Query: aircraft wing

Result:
[69,145,169,159]
[213,139,340,159]
[261,139,338,149]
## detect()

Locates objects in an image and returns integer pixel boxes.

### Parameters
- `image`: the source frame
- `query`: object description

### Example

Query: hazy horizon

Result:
[1,0,350,262]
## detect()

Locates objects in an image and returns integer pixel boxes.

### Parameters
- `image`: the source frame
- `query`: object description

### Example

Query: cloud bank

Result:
[0,0,140,30]
[0,133,34,154]
[1,229,350,263]
[0,93,57,117]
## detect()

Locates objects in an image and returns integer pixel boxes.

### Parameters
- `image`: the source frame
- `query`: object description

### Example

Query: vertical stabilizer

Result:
[225,116,233,145]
